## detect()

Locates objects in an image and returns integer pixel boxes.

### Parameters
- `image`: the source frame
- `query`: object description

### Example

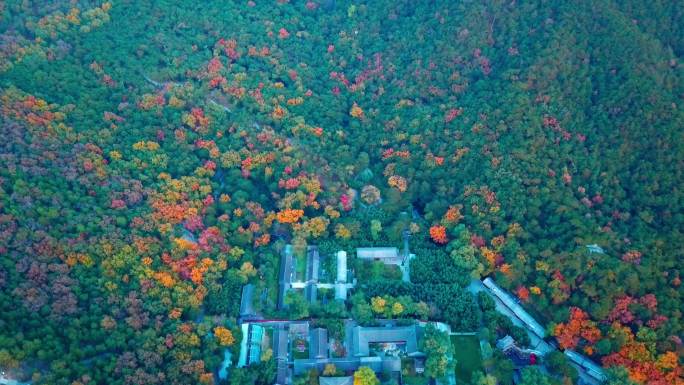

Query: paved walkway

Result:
[400,253,415,283]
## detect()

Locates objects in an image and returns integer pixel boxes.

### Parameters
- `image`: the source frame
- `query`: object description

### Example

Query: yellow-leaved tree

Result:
[353,366,379,385]
[213,326,235,346]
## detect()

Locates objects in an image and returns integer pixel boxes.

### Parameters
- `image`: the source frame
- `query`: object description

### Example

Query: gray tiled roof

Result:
[382,356,401,372]
[279,245,293,284]
[306,246,320,282]
[278,245,294,309]
[289,322,309,337]
[273,327,289,360]
[334,283,348,300]
[240,284,255,316]
[352,325,419,357]
[273,327,289,385]
[483,277,546,337]
[356,247,399,259]
[293,358,362,375]
[310,328,328,359]
[305,283,317,303]
[356,247,402,264]
[319,377,353,385]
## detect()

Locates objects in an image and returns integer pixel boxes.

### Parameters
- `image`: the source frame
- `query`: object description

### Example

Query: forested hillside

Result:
[0,1,682,384]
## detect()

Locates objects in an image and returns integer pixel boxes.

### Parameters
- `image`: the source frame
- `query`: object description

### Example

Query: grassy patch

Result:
[451,335,483,383]
[320,252,337,282]
[295,254,307,281]
[265,257,280,312]
[354,259,403,282]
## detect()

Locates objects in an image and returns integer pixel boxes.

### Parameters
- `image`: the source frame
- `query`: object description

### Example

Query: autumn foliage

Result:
[516,286,530,302]
[276,209,305,224]
[349,102,364,118]
[602,323,683,385]
[2,2,683,384]
[213,326,235,346]
[443,205,463,223]
[553,307,601,351]
[429,225,448,244]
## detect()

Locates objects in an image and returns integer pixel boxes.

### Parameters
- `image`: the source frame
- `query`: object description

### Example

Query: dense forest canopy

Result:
[0,1,682,384]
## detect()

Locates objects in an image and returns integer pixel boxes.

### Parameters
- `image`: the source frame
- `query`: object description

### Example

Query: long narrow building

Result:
[482,277,546,338]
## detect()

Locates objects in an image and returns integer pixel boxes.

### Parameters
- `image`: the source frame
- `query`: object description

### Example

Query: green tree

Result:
[284,291,309,320]
[491,351,515,385]
[472,371,498,385]
[370,219,382,240]
[543,351,578,383]
[350,293,374,325]
[603,366,639,385]
[518,367,554,385]
[420,325,453,379]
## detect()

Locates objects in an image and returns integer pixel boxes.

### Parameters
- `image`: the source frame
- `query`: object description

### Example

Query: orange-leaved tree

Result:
[429,225,448,244]
[554,307,601,351]
[276,208,304,224]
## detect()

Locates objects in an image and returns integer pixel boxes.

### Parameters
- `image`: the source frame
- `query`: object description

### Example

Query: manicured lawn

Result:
[451,335,483,383]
